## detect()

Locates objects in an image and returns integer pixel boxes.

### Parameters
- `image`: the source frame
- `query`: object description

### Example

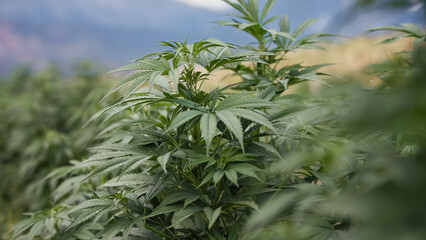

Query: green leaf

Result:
[135,57,171,71]
[68,206,111,229]
[149,70,163,87]
[261,0,275,23]
[238,22,257,30]
[368,24,424,37]
[296,72,330,85]
[216,110,244,151]
[198,172,214,188]
[267,29,294,40]
[279,15,290,33]
[377,34,409,45]
[231,200,260,212]
[121,156,153,175]
[109,58,169,73]
[213,170,225,184]
[170,206,202,227]
[157,152,171,173]
[95,219,132,240]
[160,190,199,207]
[229,108,275,130]
[223,0,250,20]
[100,71,151,102]
[369,25,407,32]
[256,85,278,100]
[92,206,115,226]
[225,169,239,187]
[99,174,152,188]
[245,191,300,231]
[247,0,259,23]
[122,222,134,240]
[228,163,262,181]
[10,215,46,239]
[293,18,317,38]
[401,23,424,37]
[186,153,216,167]
[145,174,167,202]
[203,206,222,229]
[297,63,332,75]
[52,176,85,202]
[289,32,339,50]
[215,94,275,111]
[206,38,229,47]
[67,199,113,215]
[83,151,133,163]
[165,110,203,133]
[214,20,239,28]
[226,153,256,163]
[262,16,279,26]
[100,98,154,125]
[108,64,149,73]
[253,141,283,160]
[83,157,130,180]
[169,68,180,89]
[200,113,217,154]
[155,76,172,93]
[165,98,205,111]
[184,195,200,208]
[145,205,182,218]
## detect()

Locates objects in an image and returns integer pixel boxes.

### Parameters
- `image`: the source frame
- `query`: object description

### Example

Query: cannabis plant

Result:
[9,1,333,239]
[242,22,426,240]
[217,0,336,93]
[0,63,115,238]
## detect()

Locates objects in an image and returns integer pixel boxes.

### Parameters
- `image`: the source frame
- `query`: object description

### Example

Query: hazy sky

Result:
[0,0,422,75]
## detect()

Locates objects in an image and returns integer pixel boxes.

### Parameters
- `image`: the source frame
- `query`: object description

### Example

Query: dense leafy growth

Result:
[0,63,117,238]
[5,0,426,240]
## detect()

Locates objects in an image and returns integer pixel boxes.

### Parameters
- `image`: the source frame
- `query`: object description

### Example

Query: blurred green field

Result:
[0,63,118,238]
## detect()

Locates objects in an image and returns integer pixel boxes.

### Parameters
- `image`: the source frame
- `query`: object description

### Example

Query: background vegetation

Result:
[0,62,122,238]
[1,0,425,239]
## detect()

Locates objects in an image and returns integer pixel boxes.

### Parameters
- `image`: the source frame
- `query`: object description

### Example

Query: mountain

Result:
[0,0,422,75]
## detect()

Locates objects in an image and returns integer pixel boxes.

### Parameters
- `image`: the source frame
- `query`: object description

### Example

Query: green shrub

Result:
[8,1,334,239]
[0,63,116,238]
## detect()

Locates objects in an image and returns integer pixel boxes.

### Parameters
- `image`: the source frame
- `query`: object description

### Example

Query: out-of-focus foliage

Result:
[0,62,116,238]
[365,24,425,86]
[244,22,426,240]
[244,37,426,240]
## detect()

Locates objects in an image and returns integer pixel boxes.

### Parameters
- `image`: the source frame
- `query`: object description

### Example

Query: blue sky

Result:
[0,0,423,75]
